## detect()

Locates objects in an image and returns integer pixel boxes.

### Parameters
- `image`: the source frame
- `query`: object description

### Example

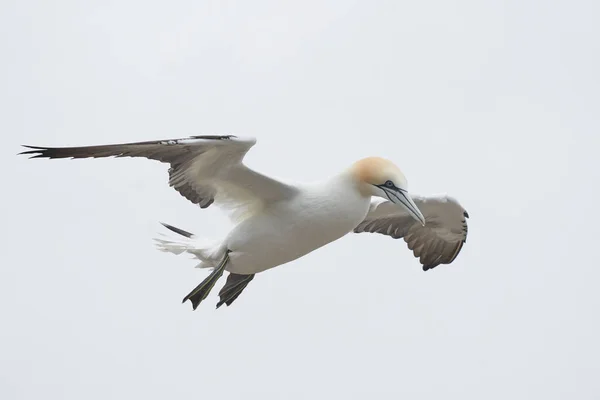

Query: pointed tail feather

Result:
[154,222,222,263]
[160,222,194,238]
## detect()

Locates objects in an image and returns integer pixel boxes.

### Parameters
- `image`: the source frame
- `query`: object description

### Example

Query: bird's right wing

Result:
[354,195,469,271]
[20,135,297,221]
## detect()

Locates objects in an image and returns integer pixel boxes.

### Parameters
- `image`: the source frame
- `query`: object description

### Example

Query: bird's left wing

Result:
[354,195,469,271]
[19,135,297,221]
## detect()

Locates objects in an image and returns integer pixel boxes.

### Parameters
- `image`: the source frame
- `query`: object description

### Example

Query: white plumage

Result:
[20,135,469,309]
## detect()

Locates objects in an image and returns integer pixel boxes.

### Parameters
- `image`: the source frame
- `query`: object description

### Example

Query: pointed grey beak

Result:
[384,189,426,226]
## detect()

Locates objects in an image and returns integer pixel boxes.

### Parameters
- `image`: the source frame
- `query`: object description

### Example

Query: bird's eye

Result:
[385,180,394,188]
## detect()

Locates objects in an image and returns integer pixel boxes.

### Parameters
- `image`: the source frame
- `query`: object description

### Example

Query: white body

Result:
[21,135,468,280]
[223,173,371,274]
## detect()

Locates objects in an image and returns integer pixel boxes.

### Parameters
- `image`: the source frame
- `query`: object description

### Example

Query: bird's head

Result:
[351,157,426,226]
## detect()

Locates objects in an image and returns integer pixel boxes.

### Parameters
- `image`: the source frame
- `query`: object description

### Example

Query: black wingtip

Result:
[20,145,42,151]
[160,222,194,238]
[190,135,237,140]
[18,145,63,159]
[18,146,43,157]
[464,211,469,218]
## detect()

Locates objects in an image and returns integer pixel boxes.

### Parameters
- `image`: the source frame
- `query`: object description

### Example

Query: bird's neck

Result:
[331,167,372,198]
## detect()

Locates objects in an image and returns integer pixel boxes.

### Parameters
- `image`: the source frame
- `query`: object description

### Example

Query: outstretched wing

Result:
[20,135,297,221]
[354,195,469,271]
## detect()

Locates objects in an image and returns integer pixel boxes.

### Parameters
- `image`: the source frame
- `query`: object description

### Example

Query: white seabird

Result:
[20,135,469,309]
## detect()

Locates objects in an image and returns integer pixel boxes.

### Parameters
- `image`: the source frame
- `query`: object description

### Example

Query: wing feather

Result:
[354,195,469,271]
[20,135,297,221]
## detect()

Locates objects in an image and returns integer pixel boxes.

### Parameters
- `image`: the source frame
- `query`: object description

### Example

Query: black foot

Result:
[182,252,229,310]
[216,273,255,309]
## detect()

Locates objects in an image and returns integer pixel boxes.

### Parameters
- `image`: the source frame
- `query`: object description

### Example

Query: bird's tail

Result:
[154,222,224,269]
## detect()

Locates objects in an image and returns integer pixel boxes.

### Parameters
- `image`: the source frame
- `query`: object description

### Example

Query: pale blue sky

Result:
[1,1,599,399]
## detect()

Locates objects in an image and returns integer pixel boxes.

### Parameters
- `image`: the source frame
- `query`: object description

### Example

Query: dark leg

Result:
[216,273,255,309]
[182,251,229,310]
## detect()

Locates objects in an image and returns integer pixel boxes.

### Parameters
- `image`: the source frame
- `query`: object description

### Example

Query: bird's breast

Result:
[225,183,370,273]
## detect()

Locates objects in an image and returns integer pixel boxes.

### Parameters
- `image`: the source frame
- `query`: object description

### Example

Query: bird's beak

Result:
[385,189,426,226]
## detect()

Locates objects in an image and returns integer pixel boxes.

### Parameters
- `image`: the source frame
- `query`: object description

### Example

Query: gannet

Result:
[20,135,469,310]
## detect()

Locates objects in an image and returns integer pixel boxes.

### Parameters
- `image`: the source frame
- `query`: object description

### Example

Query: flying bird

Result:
[20,135,469,309]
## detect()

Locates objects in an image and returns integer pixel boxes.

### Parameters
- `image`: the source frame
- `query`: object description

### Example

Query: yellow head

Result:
[351,157,408,191]
[351,157,425,225]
